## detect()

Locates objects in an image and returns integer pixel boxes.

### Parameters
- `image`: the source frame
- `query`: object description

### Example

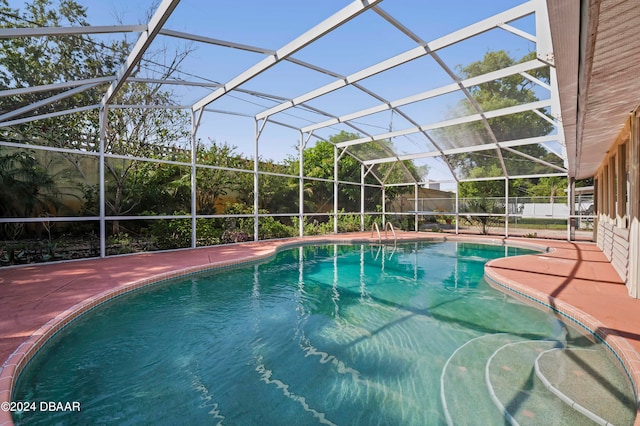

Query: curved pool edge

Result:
[485,256,640,425]
[0,233,428,425]
[1,232,636,425]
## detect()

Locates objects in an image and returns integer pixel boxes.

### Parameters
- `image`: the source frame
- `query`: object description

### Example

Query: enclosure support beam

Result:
[192,108,204,136]
[505,178,509,238]
[0,84,98,123]
[455,184,459,235]
[299,132,305,238]
[501,146,566,173]
[334,145,339,234]
[190,111,198,248]
[362,135,559,166]
[567,177,575,241]
[194,0,382,113]
[549,67,568,169]
[414,183,419,232]
[102,0,180,106]
[99,106,107,258]
[0,24,146,38]
[253,120,260,241]
[382,187,386,229]
[336,100,552,149]
[360,165,365,232]
[533,0,554,65]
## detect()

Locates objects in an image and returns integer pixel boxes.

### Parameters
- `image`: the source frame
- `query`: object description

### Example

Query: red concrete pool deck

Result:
[0,232,639,425]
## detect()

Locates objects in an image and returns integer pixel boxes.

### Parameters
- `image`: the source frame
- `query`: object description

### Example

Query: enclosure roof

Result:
[3,0,624,185]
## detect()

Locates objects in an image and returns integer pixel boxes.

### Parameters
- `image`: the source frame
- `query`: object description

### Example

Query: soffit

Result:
[572,0,640,179]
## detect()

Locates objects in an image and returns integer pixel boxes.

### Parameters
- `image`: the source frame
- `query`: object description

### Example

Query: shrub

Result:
[148,213,192,250]
[259,216,296,239]
[333,212,362,232]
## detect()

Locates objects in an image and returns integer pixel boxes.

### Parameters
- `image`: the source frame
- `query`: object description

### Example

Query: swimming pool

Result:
[12,242,636,425]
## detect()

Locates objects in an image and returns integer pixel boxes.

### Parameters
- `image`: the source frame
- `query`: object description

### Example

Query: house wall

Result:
[595,105,640,297]
[630,107,640,298]
[597,220,630,283]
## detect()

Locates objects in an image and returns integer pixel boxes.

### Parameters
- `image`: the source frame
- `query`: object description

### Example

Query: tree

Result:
[0,0,123,148]
[194,141,252,214]
[446,50,558,180]
[287,132,359,213]
[101,80,191,234]
[134,152,192,215]
[254,160,298,214]
[1,0,194,235]
[288,131,426,214]
[439,51,562,233]
[527,176,567,204]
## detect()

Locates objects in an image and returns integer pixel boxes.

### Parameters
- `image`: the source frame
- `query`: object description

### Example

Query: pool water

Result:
[13,242,637,425]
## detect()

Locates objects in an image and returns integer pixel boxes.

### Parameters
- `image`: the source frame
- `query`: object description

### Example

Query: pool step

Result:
[534,348,636,425]
[441,334,629,425]
[485,339,598,425]
[440,333,524,425]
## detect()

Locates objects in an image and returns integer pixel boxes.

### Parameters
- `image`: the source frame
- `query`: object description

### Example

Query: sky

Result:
[6,0,543,186]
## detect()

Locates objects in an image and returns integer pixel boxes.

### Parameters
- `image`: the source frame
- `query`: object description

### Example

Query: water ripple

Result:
[254,355,337,426]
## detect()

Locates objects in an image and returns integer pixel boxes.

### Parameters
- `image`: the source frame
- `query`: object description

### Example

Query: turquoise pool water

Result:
[13,242,637,425]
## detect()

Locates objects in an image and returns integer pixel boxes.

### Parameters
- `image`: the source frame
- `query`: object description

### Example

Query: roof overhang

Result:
[550,0,640,180]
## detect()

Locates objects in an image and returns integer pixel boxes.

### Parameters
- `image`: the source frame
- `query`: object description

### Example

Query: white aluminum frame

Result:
[0,0,575,256]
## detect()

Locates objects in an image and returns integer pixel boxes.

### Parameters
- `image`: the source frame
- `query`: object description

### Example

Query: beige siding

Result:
[597,219,629,283]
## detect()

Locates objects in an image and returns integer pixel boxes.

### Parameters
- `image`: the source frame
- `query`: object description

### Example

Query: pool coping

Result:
[1,232,638,425]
